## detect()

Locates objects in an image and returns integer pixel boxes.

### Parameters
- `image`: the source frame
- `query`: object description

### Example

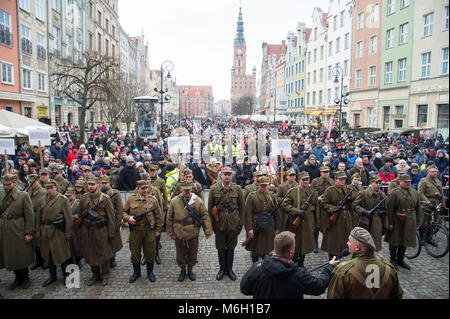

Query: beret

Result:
[350,227,376,251]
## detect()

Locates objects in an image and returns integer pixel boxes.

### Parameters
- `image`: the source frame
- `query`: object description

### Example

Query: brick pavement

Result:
[0,226,448,299]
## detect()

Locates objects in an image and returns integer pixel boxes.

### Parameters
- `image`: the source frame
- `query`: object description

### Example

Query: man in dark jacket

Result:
[240,231,340,299]
[301,154,321,181]
[118,156,141,191]
[51,141,67,162]
[191,160,210,189]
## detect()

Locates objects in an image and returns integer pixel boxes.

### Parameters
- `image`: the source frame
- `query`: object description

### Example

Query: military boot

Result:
[110,257,117,268]
[75,256,83,269]
[61,260,69,286]
[21,268,31,289]
[100,273,109,286]
[42,263,57,287]
[155,247,161,265]
[225,249,236,281]
[147,263,156,282]
[187,269,196,281]
[389,245,399,270]
[313,229,319,253]
[156,235,162,250]
[7,270,22,290]
[216,249,226,280]
[129,263,141,283]
[178,268,187,282]
[87,267,100,286]
[42,261,49,270]
[30,248,44,270]
[397,246,411,270]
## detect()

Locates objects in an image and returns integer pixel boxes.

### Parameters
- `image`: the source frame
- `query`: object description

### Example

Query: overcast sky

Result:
[118,0,330,101]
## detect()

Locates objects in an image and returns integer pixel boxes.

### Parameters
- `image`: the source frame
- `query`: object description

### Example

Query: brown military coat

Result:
[68,197,83,258]
[388,178,400,194]
[78,191,115,266]
[208,182,245,232]
[167,194,212,241]
[243,183,258,201]
[123,193,163,233]
[27,185,47,248]
[150,176,169,210]
[54,177,70,194]
[0,189,35,271]
[418,176,446,224]
[276,180,298,231]
[36,194,73,264]
[103,187,124,253]
[311,176,335,231]
[349,184,364,228]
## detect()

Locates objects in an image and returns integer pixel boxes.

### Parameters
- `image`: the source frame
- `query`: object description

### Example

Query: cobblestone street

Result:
[0,225,448,299]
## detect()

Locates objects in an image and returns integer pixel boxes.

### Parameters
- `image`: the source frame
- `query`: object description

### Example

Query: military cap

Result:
[136,180,148,188]
[221,166,233,174]
[179,180,194,190]
[319,166,330,172]
[182,168,193,175]
[370,175,382,183]
[149,164,159,170]
[286,168,296,176]
[64,187,75,196]
[253,171,263,177]
[334,171,347,179]
[398,174,412,182]
[28,173,40,184]
[39,168,51,175]
[1,173,16,185]
[297,171,310,180]
[44,180,58,188]
[350,227,376,251]
[87,176,99,184]
[82,165,92,171]
[256,176,270,185]
[309,154,317,160]
[397,168,407,174]
[75,180,86,188]
[351,172,360,179]
[99,175,110,183]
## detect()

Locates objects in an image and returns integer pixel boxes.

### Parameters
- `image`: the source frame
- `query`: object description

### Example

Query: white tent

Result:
[0,109,55,135]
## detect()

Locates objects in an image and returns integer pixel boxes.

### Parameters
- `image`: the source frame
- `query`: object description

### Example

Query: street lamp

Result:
[332,65,350,136]
[154,60,174,132]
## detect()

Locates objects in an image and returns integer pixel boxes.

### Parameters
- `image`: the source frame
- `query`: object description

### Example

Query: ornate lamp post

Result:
[332,65,350,137]
[154,60,174,132]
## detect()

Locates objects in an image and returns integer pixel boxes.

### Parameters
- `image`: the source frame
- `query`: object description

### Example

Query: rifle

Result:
[241,187,295,247]
[327,184,358,229]
[291,183,320,233]
[73,196,109,229]
[129,206,158,230]
[180,196,203,228]
[367,193,391,218]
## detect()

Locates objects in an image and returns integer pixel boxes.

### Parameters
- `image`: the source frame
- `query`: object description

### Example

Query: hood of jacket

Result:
[261,256,297,279]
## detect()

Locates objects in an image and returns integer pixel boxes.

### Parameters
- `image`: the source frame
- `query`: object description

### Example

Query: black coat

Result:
[240,256,334,299]
[192,164,210,189]
[118,166,141,191]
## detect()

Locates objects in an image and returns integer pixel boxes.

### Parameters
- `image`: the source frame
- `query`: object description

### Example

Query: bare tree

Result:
[233,96,254,116]
[51,51,118,143]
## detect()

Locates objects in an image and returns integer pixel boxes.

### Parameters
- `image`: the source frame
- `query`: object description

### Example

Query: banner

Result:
[0,138,15,155]
[168,136,191,154]
[28,129,51,146]
[272,139,291,156]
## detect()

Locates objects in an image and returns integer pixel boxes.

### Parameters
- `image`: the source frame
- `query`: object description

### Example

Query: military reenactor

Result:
[243,176,279,263]
[387,174,422,270]
[208,167,245,281]
[100,175,123,268]
[36,180,73,287]
[39,168,51,188]
[310,166,335,253]
[327,227,403,299]
[0,174,34,290]
[78,177,116,286]
[149,163,168,224]
[349,173,364,228]
[172,168,203,200]
[276,169,298,232]
[27,173,48,270]
[65,187,83,268]
[243,171,262,201]
[321,171,353,260]
[353,175,387,251]
[74,179,87,200]
[167,180,213,282]
[282,171,319,267]
[388,168,407,194]
[81,165,93,181]
[123,180,162,283]
[418,164,446,245]
[52,166,70,194]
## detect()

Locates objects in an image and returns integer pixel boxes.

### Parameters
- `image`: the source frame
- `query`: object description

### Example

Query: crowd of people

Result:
[0,118,448,299]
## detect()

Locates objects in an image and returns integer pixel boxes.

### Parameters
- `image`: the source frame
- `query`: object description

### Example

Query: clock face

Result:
[236,48,243,56]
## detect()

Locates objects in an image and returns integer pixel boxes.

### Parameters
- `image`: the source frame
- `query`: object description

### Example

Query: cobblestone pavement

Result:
[0,225,448,299]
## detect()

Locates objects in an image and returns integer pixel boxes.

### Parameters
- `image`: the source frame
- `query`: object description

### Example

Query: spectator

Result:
[301,154,321,181]
[435,150,449,173]
[118,156,141,191]
[348,158,370,186]
[313,141,327,163]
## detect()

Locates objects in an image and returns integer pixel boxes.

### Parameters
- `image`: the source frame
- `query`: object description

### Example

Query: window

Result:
[327,89,332,104]
[385,62,393,83]
[398,58,407,81]
[369,66,376,86]
[1,62,14,84]
[308,52,311,64]
[66,34,72,58]
[442,47,449,75]
[320,68,323,82]
[421,52,431,78]
[112,25,116,39]
[21,25,32,54]
[76,5,82,27]
[37,32,46,59]
[312,91,316,105]
[307,93,310,105]
[371,4,379,25]
[344,33,349,50]
[396,105,404,115]
[307,72,310,85]
[358,12,364,30]
[52,0,60,12]
[97,33,102,52]
[417,105,428,126]
[38,72,46,92]
[336,37,340,53]
[314,27,317,40]
[88,33,93,49]
[401,0,410,9]
[423,12,434,37]
[399,23,408,45]
[335,87,339,100]
[20,0,30,12]
[98,11,102,26]
[387,0,395,15]
[370,35,377,54]
[343,85,348,95]
[314,48,317,62]
[320,45,324,59]
[36,0,45,21]
[66,0,73,18]
[52,26,60,56]
[444,6,449,31]
[356,69,362,88]
[329,41,333,57]
[383,106,391,129]
[367,107,374,126]
[22,68,32,89]
[333,15,337,31]
[319,90,323,104]
[357,41,363,58]
[0,9,12,47]
[340,10,345,27]
[105,38,109,55]
[105,19,109,33]
[386,29,394,49]
[328,65,332,80]
[344,60,349,76]
[313,70,316,83]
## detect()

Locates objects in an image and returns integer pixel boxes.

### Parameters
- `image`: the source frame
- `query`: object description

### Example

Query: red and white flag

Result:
[281,121,287,132]
[328,118,335,138]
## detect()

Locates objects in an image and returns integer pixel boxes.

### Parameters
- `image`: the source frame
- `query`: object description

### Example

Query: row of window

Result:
[304,85,349,106]
[19,0,45,21]
[1,61,46,91]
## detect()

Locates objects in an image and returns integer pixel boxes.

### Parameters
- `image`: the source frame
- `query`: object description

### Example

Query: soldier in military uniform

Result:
[167,180,213,282]
[418,164,446,246]
[388,168,407,194]
[123,180,162,283]
[65,187,83,268]
[387,174,422,270]
[149,164,168,232]
[78,177,116,286]
[100,175,123,268]
[52,166,70,194]
[39,168,51,188]
[36,180,73,287]
[27,174,48,270]
[349,173,364,228]
[327,227,403,299]
[283,171,319,267]
[353,175,387,251]
[0,174,34,290]
[321,171,353,260]
[208,167,245,281]
[244,176,279,263]
[172,168,203,200]
[310,166,335,253]
[74,179,87,200]
[243,171,262,201]
[276,169,298,232]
